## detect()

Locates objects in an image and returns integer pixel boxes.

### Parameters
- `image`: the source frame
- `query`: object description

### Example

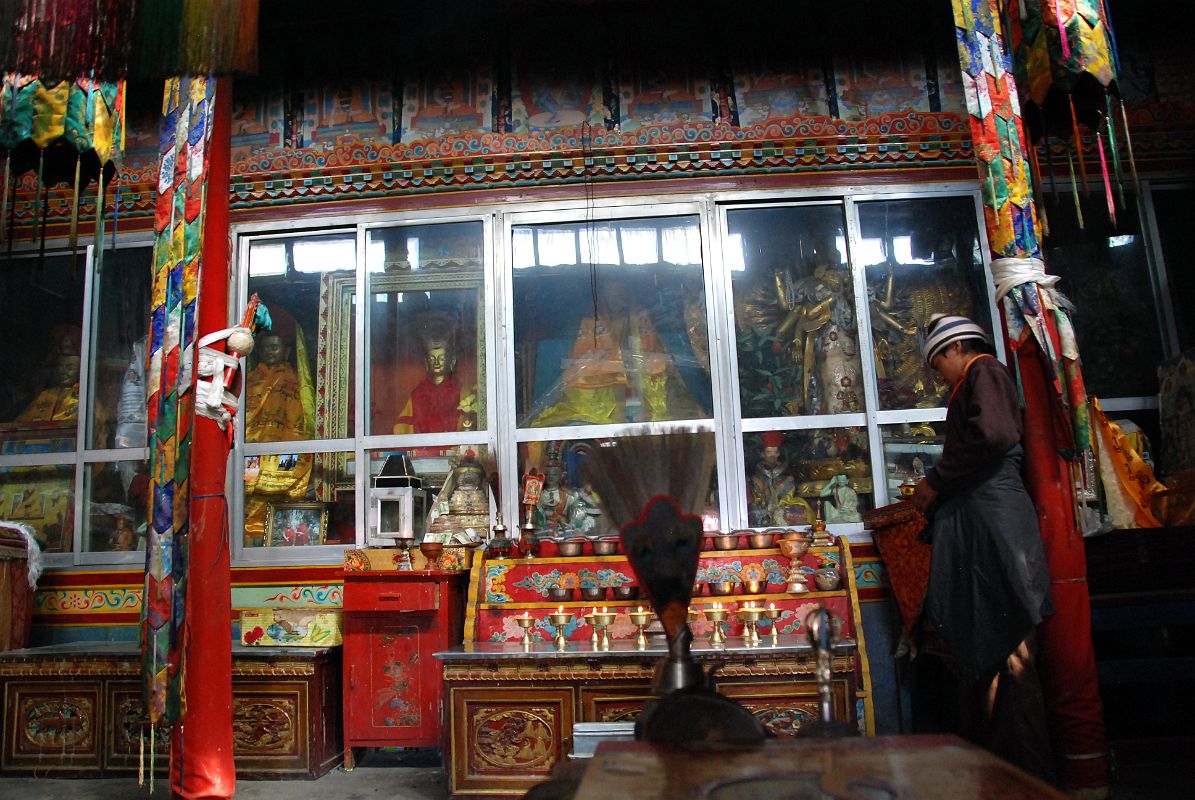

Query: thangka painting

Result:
[230,84,284,162]
[511,65,604,135]
[618,64,709,133]
[305,81,394,149]
[733,58,829,128]
[400,69,492,142]
[835,51,930,122]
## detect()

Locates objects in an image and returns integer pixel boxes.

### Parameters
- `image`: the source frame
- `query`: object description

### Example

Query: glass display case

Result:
[855,196,994,411]
[511,216,712,428]
[727,205,863,418]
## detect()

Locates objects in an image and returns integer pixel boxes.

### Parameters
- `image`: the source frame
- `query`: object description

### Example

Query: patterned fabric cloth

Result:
[140,76,215,728]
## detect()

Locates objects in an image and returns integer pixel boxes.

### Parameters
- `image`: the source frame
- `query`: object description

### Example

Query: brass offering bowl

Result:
[547,611,572,649]
[557,539,584,557]
[611,585,638,601]
[713,532,741,551]
[547,586,574,602]
[514,613,536,647]
[763,604,782,644]
[747,531,775,549]
[704,604,728,645]
[628,607,652,649]
[580,586,606,601]
[737,603,763,646]
[591,611,617,650]
[741,579,765,595]
[592,539,619,556]
[708,580,737,596]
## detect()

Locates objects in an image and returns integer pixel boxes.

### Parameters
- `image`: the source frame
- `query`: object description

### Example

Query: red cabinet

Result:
[342,571,464,767]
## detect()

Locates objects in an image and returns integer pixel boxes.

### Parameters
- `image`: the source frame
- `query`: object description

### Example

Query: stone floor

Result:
[0,744,1190,799]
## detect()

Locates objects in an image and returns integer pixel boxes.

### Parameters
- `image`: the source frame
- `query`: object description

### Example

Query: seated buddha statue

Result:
[243,322,315,546]
[425,451,491,541]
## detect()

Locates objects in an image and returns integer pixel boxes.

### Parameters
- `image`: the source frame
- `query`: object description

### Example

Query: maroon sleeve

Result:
[925,357,1022,493]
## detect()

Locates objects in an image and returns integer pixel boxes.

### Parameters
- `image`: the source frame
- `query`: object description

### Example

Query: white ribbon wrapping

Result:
[195,326,251,430]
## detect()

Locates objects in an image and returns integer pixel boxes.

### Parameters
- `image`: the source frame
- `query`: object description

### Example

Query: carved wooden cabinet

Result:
[341,570,465,766]
[436,536,875,798]
[0,642,342,779]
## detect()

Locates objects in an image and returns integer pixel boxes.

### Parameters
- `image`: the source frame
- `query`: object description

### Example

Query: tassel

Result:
[149,722,155,794]
[37,174,48,267]
[32,149,44,243]
[1039,107,1058,199]
[138,727,144,786]
[1119,97,1140,196]
[1054,0,1071,60]
[1067,149,1084,230]
[1104,92,1125,207]
[1096,128,1116,228]
[1028,137,1050,238]
[94,169,106,280]
[0,152,10,248]
[69,155,81,276]
[1069,94,1090,198]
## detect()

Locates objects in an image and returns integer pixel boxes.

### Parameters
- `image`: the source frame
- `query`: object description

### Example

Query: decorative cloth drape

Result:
[0,0,259,80]
[0,74,125,252]
[140,76,217,731]
[951,2,1108,794]
[1009,0,1131,227]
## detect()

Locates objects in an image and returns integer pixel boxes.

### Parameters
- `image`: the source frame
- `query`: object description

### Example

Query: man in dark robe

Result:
[911,314,1055,784]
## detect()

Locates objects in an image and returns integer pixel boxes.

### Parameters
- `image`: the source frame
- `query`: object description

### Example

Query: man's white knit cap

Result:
[922,314,989,367]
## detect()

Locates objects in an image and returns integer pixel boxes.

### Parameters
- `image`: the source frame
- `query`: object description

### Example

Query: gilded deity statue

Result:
[772,258,862,415]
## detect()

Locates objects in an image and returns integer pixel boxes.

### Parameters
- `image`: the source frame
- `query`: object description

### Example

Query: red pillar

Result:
[1016,334,1109,791]
[170,76,235,800]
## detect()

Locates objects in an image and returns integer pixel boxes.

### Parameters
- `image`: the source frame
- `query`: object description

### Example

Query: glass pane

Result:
[1044,193,1162,398]
[517,433,719,536]
[367,444,493,547]
[1149,188,1193,352]
[242,451,354,548]
[246,233,355,445]
[856,197,993,410]
[0,465,75,552]
[880,422,945,502]
[0,255,83,453]
[728,206,864,418]
[513,216,712,428]
[83,459,149,552]
[366,222,485,435]
[744,428,872,527]
[91,247,153,450]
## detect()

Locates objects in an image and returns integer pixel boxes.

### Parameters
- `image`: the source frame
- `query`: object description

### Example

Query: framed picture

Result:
[264,502,329,547]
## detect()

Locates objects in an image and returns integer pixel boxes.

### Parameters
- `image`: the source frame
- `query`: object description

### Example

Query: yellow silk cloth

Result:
[16,386,79,423]
[534,312,669,427]
[1091,398,1164,529]
[243,363,313,544]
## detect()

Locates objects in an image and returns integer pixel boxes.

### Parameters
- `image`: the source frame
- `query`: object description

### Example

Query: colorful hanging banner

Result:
[140,75,216,728]
[952,0,1042,258]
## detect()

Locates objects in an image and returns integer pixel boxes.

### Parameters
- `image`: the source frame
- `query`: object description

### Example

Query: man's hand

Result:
[910,479,938,514]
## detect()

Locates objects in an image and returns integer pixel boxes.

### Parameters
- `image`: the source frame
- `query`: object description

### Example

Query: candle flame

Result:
[769,602,776,609]
[601,606,607,614]
[637,606,644,613]
[557,605,563,614]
